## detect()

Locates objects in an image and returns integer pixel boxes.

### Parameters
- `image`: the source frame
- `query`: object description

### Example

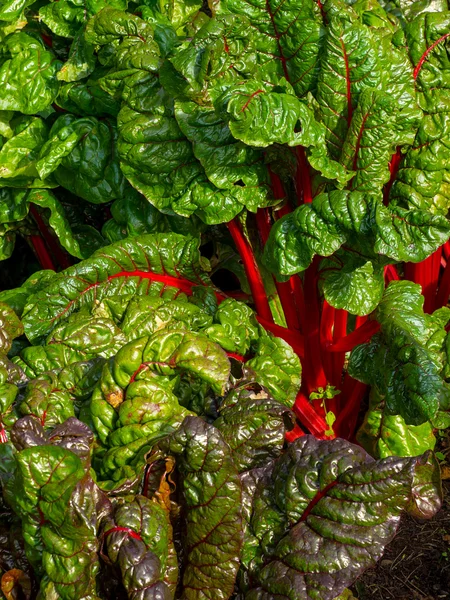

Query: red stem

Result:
[326,319,380,352]
[384,264,400,282]
[293,391,332,439]
[227,219,274,323]
[405,247,442,313]
[413,33,450,80]
[301,259,328,400]
[320,300,335,384]
[29,235,56,270]
[299,480,338,521]
[436,252,450,308]
[30,205,72,269]
[330,309,347,387]
[103,527,142,542]
[285,422,305,442]
[334,376,367,440]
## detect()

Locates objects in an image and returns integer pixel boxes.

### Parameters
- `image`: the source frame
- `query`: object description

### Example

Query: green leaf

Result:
[357,390,436,458]
[149,416,243,600]
[39,0,88,39]
[390,12,450,215]
[264,190,450,278]
[57,27,96,82]
[319,251,385,315]
[101,495,176,597]
[36,114,128,204]
[246,333,302,405]
[214,387,296,471]
[340,89,397,194]
[203,298,259,355]
[216,0,323,96]
[0,0,34,21]
[349,281,450,425]
[0,301,23,354]
[245,435,441,599]
[20,233,212,343]
[0,33,61,114]
[0,116,55,188]
[7,418,111,592]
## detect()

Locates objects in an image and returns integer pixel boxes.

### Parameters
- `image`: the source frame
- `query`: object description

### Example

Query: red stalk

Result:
[405,247,442,313]
[301,258,328,401]
[443,241,450,261]
[293,391,331,439]
[384,264,400,282]
[299,479,338,521]
[285,423,305,442]
[355,314,368,329]
[227,219,274,323]
[413,33,450,80]
[436,252,450,308]
[290,275,305,333]
[334,376,367,440]
[319,300,335,384]
[326,319,380,352]
[330,309,347,389]
[29,235,56,271]
[30,205,72,269]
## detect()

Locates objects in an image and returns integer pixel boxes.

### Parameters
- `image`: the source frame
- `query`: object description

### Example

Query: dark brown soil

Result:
[352,437,450,600]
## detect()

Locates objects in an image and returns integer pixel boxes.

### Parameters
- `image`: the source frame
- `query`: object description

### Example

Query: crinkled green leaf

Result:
[0,188,84,259]
[203,298,259,355]
[149,416,243,600]
[357,389,436,458]
[57,27,96,82]
[349,280,450,425]
[244,435,441,600]
[264,190,450,277]
[0,33,61,114]
[319,251,385,315]
[0,116,55,188]
[36,114,128,204]
[246,333,302,405]
[217,0,323,96]
[21,233,211,343]
[56,70,121,117]
[390,12,450,215]
[8,418,111,598]
[0,0,34,21]
[18,359,104,429]
[0,302,23,354]
[101,495,176,598]
[39,0,88,39]
[215,387,296,472]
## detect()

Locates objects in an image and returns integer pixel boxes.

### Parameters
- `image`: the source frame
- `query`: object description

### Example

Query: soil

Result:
[351,434,450,600]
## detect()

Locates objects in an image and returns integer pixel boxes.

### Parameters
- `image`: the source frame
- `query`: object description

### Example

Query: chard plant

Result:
[0,0,450,598]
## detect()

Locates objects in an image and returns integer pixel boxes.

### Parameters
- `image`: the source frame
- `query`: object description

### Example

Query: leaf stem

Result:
[29,205,72,269]
[227,218,274,323]
[326,319,380,352]
[301,258,328,399]
[29,235,56,271]
[293,391,332,439]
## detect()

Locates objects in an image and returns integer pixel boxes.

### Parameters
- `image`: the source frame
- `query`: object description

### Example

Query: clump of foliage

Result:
[1,0,450,598]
